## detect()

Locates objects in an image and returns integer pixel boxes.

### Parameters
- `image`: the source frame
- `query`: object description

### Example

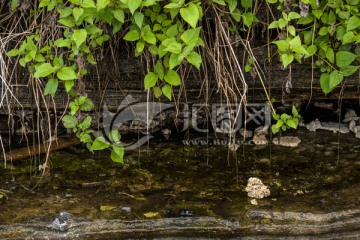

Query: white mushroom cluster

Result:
[245,177,270,199]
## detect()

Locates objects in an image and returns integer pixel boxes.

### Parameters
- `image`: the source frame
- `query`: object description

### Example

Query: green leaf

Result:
[62,115,78,128]
[11,0,20,11]
[72,29,87,48]
[124,30,140,41]
[275,119,284,128]
[180,27,201,46]
[273,40,288,52]
[329,70,344,89]
[34,63,56,78]
[164,2,183,8]
[280,54,294,68]
[129,0,142,15]
[231,8,241,22]
[153,86,162,98]
[164,42,182,53]
[35,53,45,62]
[166,24,179,37]
[80,98,94,111]
[340,65,359,76]
[111,144,124,164]
[57,67,78,80]
[134,12,144,28]
[154,61,164,79]
[7,49,20,57]
[143,31,156,44]
[268,21,279,29]
[242,12,254,27]
[39,0,50,8]
[288,12,301,20]
[54,38,72,48]
[306,45,317,56]
[325,48,334,63]
[186,51,202,69]
[288,25,296,36]
[241,0,252,9]
[162,84,172,100]
[91,136,110,151]
[136,40,145,54]
[180,3,199,28]
[320,74,331,95]
[168,53,182,69]
[347,15,360,31]
[278,18,288,29]
[97,0,110,11]
[73,7,84,21]
[44,78,58,97]
[292,105,299,117]
[336,51,357,68]
[113,9,125,23]
[213,0,226,5]
[109,130,121,143]
[342,31,356,44]
[80,133,92,143]
[338,11,350,20]
[286,119,297,129]
[65,80,74,92]
[59,16,76,27]
[164,70,181,86]
[271,124,280,134]
[80,116,92,129]
[144,72,158,90]
[79,0,96,8]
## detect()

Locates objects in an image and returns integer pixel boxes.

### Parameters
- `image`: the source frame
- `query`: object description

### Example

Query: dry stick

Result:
[4,137,81,162]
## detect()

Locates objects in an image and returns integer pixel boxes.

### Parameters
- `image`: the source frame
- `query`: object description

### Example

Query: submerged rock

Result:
[252,134,268,145]
[50,211,73,231]
[239,128,253,138]
[305,119,349,133]
[245,177,270,199]
[314,102,334,110]
[343,109,359,123]
[272,136,301,147]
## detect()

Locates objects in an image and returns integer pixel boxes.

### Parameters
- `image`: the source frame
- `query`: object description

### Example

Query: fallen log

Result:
[4,137,81,161]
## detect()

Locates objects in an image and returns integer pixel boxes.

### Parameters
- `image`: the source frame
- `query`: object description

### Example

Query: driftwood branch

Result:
[4,137,81,161]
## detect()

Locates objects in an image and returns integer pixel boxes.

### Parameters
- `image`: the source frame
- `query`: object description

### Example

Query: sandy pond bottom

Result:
[1,129,360,239]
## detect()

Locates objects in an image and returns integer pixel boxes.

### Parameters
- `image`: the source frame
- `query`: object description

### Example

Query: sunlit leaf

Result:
[57,67,78,80]
[164,70,181,86]
[162,84,172,100]
[124,30,140,41]
[97,0,110,11]
[144,72,158,90]
[180,3,199,28]
[143,212,159,218]
[72,29,87,48]
[44,78,58,97]
[100,205,116,211]
[336,51,357,68]
[129,0,142,15]
[62,115,78,128]
[91,136,110,151]
[34,63,56,78]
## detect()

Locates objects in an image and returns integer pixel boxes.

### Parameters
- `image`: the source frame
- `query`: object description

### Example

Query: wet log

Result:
[4,137,81,161]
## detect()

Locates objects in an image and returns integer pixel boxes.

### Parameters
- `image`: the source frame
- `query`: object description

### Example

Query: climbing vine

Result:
[5,0,360,163]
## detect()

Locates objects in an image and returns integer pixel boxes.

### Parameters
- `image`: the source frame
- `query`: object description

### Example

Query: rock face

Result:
[245,177,270,199]
[272,136,301,147]
[252,134,268,145]
[305,119,350,134]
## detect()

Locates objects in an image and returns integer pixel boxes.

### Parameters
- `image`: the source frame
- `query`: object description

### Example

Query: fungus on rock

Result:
[245,177,270,199]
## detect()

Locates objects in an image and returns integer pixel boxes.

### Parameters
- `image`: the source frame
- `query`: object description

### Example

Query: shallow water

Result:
[1,128,360,239]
